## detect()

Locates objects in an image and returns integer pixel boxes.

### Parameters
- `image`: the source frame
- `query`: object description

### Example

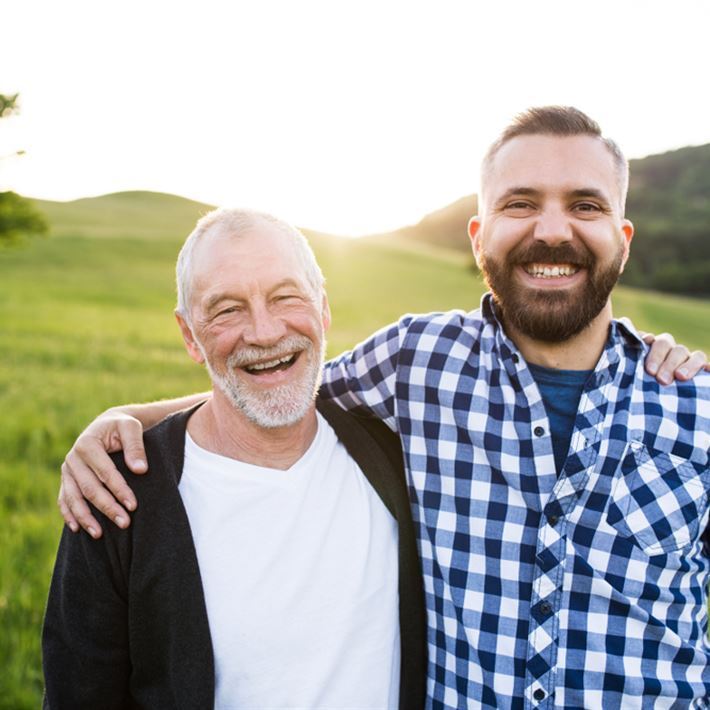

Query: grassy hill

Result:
[1,190,709,708]
[370,144,710,298]
[31,190,217,241]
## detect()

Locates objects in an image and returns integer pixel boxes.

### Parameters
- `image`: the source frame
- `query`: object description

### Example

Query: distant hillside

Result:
[27,142,710,299]
[29,191,341,248]
[370,144,710,297]
[366,194,477,253]
[30,191,216,241]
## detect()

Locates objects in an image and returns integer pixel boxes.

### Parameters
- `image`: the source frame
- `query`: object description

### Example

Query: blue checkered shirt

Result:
[322,294,710,709]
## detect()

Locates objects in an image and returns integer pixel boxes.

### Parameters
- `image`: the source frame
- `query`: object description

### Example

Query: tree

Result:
[0,93,20,118]
[0,191,47,244]
[0,93,48,245]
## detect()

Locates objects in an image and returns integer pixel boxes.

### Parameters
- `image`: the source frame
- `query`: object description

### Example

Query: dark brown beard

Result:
[479,240,624,342]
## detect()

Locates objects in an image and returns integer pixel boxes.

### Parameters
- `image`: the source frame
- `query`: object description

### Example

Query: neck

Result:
[506,302,613,370]
[187,389,319,470]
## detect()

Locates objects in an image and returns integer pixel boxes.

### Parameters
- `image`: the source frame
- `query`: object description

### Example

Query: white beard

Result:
[203,334,324,429]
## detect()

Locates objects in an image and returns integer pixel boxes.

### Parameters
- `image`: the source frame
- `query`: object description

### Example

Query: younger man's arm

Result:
[58,336,707,537]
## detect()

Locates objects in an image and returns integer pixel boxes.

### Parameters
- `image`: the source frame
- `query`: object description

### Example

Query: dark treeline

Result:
[624,144,710,297]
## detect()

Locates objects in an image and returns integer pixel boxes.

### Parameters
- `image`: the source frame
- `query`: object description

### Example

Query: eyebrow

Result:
[269,278,305,293]
[203,292,243,313]
[567,188,611,204]
[497,187,540,201]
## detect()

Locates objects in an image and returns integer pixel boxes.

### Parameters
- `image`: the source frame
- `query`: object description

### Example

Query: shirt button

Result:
[512,353,520,364]
[548,514,559,527]
[539,601,552,615]
[534,426,545,437]
[533,688,545,701]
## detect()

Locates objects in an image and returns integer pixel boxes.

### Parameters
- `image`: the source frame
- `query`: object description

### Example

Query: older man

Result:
[42,209,426,709]
[59,107,709,708]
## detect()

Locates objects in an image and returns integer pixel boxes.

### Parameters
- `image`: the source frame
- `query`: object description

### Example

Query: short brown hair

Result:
[481,106,629,210]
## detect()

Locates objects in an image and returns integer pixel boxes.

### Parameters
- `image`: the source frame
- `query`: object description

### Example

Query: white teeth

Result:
[246,354,295,371]
[524,263,579,279]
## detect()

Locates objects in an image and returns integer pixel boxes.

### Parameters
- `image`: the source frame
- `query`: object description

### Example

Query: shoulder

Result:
[108,406,195,495]
[394,308,488,352]
[630,366,710,468]
[398,308,482,332]
[633,355,710,402]
[316,399,403,463]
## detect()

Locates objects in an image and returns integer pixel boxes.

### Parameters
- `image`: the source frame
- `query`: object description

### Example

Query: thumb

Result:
[117,418,149,474]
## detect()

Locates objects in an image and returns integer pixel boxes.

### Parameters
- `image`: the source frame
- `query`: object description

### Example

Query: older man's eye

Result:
[504,201,534,211]
[216,306,239,317]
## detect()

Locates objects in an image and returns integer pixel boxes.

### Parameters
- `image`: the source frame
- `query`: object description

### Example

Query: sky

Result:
[2,0,709,235]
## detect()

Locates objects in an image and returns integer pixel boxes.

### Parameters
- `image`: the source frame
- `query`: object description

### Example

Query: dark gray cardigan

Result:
[43,399,427,709]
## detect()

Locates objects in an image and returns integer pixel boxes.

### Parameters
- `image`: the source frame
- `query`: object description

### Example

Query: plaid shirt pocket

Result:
[607,441,708,555]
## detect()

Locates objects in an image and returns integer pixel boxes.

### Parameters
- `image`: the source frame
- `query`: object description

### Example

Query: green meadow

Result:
[1,192,709,709]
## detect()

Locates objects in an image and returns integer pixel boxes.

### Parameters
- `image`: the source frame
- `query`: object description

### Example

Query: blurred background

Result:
[1,1,709,706]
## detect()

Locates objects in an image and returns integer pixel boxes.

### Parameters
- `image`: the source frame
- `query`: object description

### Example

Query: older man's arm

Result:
[60,393,208,537]
[42,512,130,708]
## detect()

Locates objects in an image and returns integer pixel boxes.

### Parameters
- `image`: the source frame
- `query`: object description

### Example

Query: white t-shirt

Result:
[178,412,401,709]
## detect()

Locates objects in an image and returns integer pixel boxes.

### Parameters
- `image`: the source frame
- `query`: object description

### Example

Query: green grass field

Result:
[2,192,709,708]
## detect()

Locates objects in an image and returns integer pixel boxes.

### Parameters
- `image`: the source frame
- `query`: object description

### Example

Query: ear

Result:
[175,311,205,364]
[618,219,634,273]
[321,292,332,332]
[468,216,483,268]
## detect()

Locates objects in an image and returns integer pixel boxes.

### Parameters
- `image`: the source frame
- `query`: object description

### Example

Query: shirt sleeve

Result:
[321,316,413,433]
[42,521,130,709]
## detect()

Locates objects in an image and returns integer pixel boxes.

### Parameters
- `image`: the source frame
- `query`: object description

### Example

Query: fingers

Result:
[61,450,133,537]
[58,480,79,533]
[654,344,691,385]
[57,411,146,535]
[641,330,707,384]
[59,461,103,538]
[73,434,139,512]
[116,419,148,474]
[673,350,709,381]
[644,332,675,379]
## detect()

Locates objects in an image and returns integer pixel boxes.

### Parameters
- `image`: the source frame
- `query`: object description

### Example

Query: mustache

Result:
[227,335,314,368]
[508,241,594,268]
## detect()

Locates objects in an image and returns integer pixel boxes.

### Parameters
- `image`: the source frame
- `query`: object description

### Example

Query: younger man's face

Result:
[468,134,634,342]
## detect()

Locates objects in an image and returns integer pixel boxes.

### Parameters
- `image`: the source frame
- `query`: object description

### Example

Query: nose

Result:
[243,302,288,346]
[532,207,573,247]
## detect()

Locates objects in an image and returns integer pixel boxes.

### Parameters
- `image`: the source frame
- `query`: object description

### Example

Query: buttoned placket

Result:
[498,339,621,710]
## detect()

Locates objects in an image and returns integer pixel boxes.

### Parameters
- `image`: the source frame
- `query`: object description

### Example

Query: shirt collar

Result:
[478,291,645,385]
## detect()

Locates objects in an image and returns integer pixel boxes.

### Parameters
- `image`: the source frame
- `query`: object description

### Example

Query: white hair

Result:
[175,208,325,323]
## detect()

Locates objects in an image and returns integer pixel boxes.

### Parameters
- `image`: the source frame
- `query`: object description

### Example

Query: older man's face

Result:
[469,134,634,342]
[179,227,329,428]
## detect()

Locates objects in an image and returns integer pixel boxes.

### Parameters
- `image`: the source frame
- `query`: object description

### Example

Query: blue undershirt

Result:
[527,362,593,476]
